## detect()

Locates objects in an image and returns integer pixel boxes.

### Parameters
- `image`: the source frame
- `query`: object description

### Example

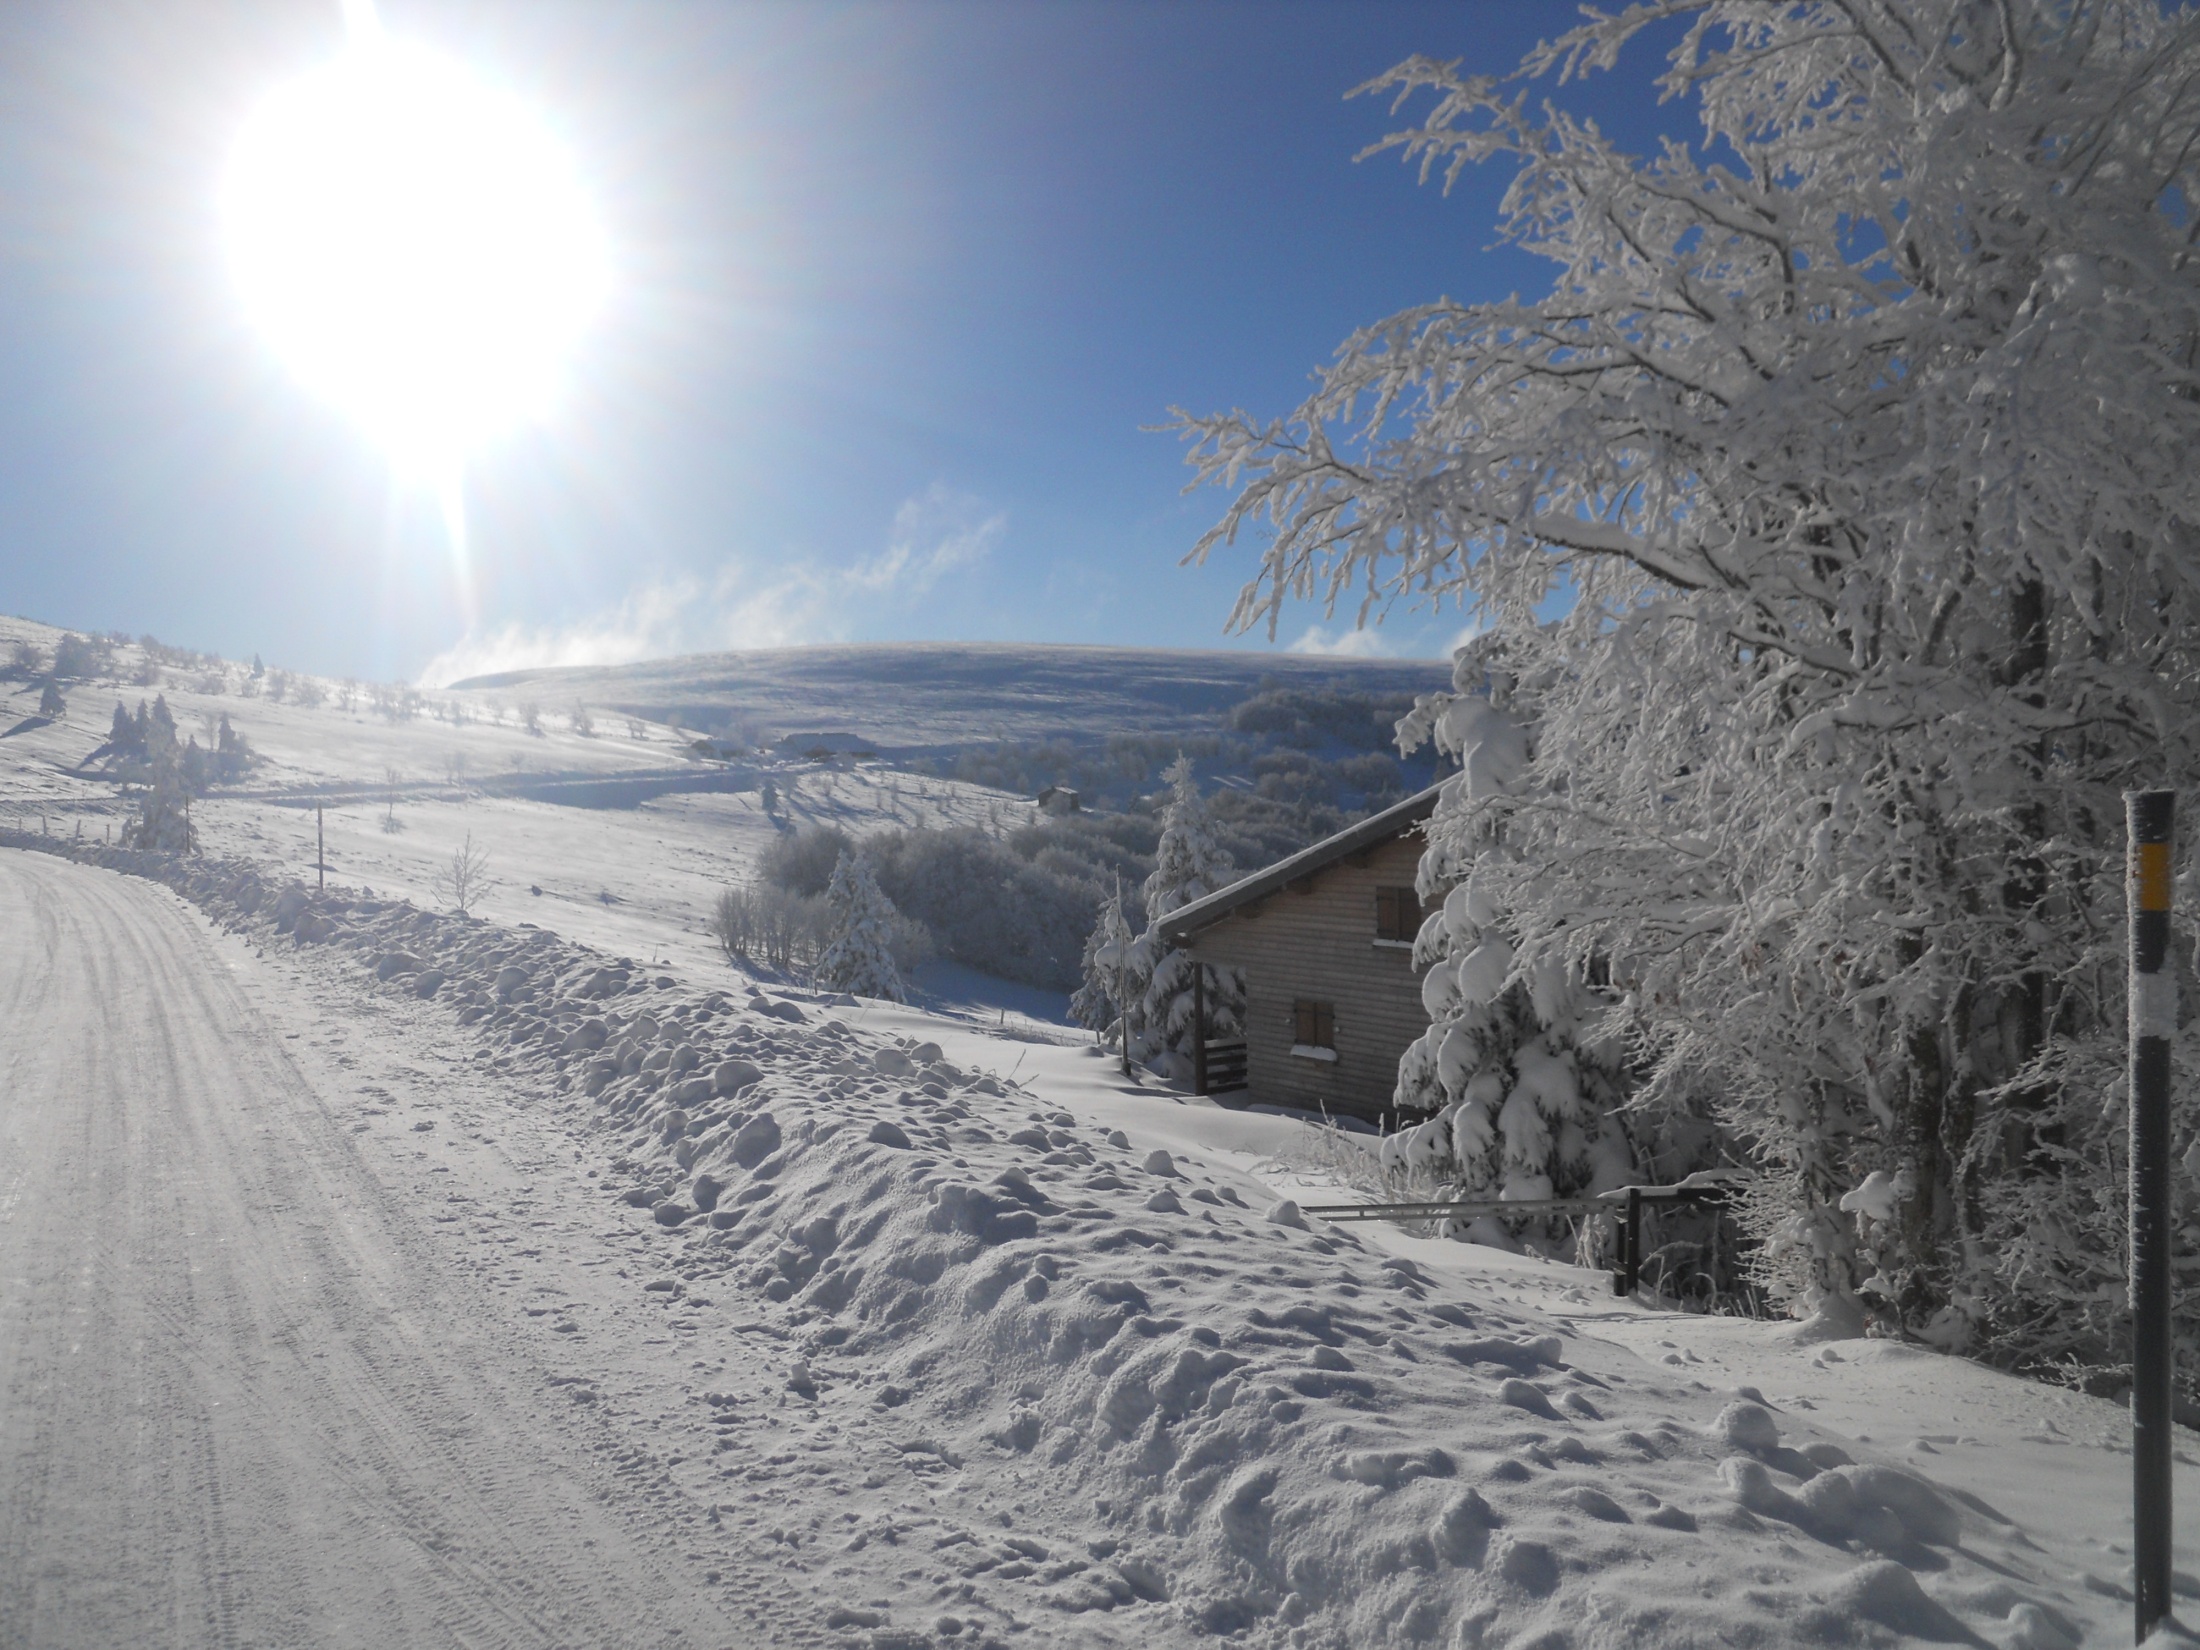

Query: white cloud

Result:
[850,482,1006,594]
[1285,622,1395,659]
[416,484,1004,686]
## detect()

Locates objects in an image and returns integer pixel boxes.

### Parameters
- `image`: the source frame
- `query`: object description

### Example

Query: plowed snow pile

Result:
[3,832,2132,1649]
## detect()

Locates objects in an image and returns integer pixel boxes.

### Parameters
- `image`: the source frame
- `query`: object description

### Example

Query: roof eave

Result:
[1157,783,1442,942]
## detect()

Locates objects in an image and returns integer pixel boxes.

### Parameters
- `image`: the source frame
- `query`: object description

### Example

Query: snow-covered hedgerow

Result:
[1177,0,2200,1366]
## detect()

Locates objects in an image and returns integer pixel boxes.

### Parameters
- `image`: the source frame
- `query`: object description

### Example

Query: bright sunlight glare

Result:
[223,34,608,474]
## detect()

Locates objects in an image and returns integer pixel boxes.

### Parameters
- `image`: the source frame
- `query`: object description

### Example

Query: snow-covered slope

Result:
[4,827,2183,1650]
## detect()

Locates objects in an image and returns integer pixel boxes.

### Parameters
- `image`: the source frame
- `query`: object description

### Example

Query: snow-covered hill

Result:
[443,641,1453,756]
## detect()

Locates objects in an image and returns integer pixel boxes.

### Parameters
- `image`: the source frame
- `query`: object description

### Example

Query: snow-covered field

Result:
[0,616,1076,1002]
[2,614,2195,1648]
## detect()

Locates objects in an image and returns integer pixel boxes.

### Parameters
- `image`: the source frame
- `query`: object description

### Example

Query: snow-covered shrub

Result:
[50,633,109,681]
[865,827,1101,992]
[1125,756,1242,1079]
[1178,0,2200,1345]
[37,680,64,718]
[814,849,905,1002]
[434,833,497,917]
[760,825,854,896]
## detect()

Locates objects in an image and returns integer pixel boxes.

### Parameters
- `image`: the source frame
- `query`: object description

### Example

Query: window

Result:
[1293,999,1335,1050]
[1375,885,1422,942]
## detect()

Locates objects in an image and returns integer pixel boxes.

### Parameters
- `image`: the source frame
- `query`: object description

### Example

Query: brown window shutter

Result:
[1376,886,1421,941]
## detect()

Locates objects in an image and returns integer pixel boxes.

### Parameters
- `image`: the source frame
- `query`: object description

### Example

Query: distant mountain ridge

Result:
[446,641,1452,754]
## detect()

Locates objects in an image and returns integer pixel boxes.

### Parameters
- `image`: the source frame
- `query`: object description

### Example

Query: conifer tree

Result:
[1125,756,1240,1079]
[123,742,197,854]
[814,848,905,1002]
[1070,880,1135,1040]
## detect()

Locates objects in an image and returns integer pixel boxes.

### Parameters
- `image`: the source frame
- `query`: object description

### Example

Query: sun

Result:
[223,32,608,474]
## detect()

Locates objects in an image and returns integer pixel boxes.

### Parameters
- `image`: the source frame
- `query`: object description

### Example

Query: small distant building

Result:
[1158,786,1438,1124]
[779,732,877,762]
[1036,785,1081,816]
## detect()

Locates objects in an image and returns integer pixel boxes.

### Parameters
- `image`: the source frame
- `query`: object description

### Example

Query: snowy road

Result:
[0,851,763,1650]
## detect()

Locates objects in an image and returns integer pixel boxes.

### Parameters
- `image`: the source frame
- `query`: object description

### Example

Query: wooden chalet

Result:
[1158,786,1437,1123]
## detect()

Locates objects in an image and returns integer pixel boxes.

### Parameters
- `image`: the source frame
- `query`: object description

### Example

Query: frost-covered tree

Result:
[37,680,64,718]
[123,730,197,853]
[1071,880,1136,1042]
[1381,686,1639,1220]
[1180,1,2200,1351]
[814,848,906,1002]
[145,694,175,753]
[434,832,497,916]
[214,712,254,782]
[1126,756,1241,1079]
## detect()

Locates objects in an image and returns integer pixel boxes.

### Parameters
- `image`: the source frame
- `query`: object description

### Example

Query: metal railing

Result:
[1196,1039,1248,1095]
[1298,1179,1738,1296]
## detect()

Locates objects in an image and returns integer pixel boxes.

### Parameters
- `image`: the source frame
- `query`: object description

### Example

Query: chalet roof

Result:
[1158,783,1441,942]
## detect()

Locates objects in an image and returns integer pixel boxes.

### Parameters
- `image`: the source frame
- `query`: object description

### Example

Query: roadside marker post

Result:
[2128,789,2176,1645]
[316,803,326,893]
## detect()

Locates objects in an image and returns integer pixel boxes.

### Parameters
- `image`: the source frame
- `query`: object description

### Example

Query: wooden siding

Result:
[1186,832,1428,1122]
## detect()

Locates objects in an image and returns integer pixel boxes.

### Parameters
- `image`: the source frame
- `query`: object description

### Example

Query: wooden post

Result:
[316,803,326,893]
[2128,789,2176,1645]
[1193,964,1208,1096]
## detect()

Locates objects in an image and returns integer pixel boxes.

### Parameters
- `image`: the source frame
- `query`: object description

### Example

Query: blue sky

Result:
[0,1,1680,684]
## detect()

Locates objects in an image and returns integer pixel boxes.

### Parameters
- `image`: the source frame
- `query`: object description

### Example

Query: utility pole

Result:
[2128,789,2175,1645]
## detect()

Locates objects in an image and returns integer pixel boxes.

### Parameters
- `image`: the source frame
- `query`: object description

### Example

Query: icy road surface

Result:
[0,851,778,1649]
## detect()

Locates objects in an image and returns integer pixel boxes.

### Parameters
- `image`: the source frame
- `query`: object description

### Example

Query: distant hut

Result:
[1035,785,1081,816]
[779,732,877,763]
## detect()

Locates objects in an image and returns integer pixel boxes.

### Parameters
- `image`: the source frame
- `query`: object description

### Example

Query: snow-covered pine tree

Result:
[1126,756,1240,1080]
[215,712,253,781]
[814,847,906,1002]
[37,680,64,718]
[145,695,177,765]
[123,747,197,854]
[1179,0,2200,1353]
[1070,880,1135,1042]
[107,701,133,753]
[1380,659,1638,1236]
